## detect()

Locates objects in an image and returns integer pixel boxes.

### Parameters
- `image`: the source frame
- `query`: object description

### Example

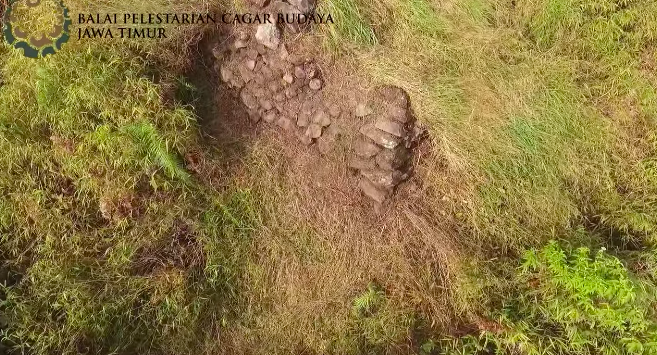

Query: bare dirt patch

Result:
[182,15,464,353]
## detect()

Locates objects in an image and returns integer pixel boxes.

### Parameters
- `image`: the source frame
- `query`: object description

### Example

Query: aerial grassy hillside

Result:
[1,0,656,354]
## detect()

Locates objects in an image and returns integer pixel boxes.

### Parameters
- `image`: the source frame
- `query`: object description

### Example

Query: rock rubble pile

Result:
[212,8,425,207]
[215,24,344,147]
[350,86,425,205]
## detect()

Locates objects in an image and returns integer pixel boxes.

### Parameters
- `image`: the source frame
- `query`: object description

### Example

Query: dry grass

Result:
[316,0,657,249]
[209,127,462,353]
[178,41,465,349]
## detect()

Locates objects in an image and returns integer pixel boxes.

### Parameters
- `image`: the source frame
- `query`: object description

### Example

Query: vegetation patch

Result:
[1,0,657,354]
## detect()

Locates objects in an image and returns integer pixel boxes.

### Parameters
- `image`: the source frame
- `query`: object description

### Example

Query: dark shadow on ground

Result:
[177,25,264,189]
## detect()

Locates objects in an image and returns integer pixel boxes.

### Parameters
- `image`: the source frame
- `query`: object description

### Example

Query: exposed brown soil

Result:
[180,19,465,352]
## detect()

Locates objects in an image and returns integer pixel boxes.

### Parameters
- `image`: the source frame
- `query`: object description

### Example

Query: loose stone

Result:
[252,87,266,97]
[378,85,409,108]
[299,133,313,145]
[259,99,274,111]
[255,23,281,49]
[318,125,341,155]
[287,54,305,65]
[230,76,244,89]
[234,39,249,49]
[274,1,304,33]
[354,138,382,158]
[297,113,309,127]
[309,78,323,91]
[279,44,290,60]
[274,92,286,102]
[360,169,404,189]
[411,125,428,143]
[268,81,282,93]
[275,102,284,113]
[306,124,323,139]
[234,39,248,49]
[294,66,306,79]
[238,64,254,83]
[283,72,295,84]
[349,157,376,171]
[289,0,316,13]
[300,99,314,114]
[359,177,390,204]
[312,110,331,127]
[237,30,249,41]
[256,43,268,55]
[375,147,411,171]
[211,46,223,60]
[253,74,266,86]
[261,66,274,79]
[285,86,299,99]
[246,48,259,60]
[248,109,261,123]
[388,105,411,123]
[355,103,373,117]
[263,111,277,123]
[220,65,233,83]
[375,118,405,137]
[254,60,265,72]
[359,124,401,149]
[240,90,259,110]
[249,0,271,7]
[276,116,294,131]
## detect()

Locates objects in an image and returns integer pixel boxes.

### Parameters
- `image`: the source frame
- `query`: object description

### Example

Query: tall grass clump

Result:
[512,0,657,247]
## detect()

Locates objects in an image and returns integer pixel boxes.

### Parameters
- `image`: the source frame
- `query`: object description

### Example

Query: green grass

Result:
[323,0,657,249]
[0,7,252,352]
[319,0,378,49]
[2,0,657,354]
[319,0,657,351]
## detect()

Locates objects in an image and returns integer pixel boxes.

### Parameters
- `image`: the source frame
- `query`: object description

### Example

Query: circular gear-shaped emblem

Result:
[3,0,71,58]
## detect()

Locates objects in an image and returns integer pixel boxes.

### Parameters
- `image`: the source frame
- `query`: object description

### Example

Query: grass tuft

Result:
[320,0,378,50]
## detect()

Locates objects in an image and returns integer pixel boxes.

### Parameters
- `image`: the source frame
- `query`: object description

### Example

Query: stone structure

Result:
[350,86,425,206]
[214,23,340,147]
[212,2,425,208]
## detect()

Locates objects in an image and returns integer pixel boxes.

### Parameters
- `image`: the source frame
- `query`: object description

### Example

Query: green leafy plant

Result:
[123,121,191,182]
[446,241,657,355]
[352,282,385,317]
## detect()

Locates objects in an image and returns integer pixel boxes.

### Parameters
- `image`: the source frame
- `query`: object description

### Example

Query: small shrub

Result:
[444,241,657,355]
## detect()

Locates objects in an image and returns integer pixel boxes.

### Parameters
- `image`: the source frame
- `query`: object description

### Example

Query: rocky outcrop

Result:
[349,86,425,206]
[212,6,425,209]
[214,25,339,148]
[255,23,281,49]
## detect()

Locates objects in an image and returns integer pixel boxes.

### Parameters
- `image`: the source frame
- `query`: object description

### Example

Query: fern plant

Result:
[353,282,385,317]
[123,121,191,183]
[444,241,657,355]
